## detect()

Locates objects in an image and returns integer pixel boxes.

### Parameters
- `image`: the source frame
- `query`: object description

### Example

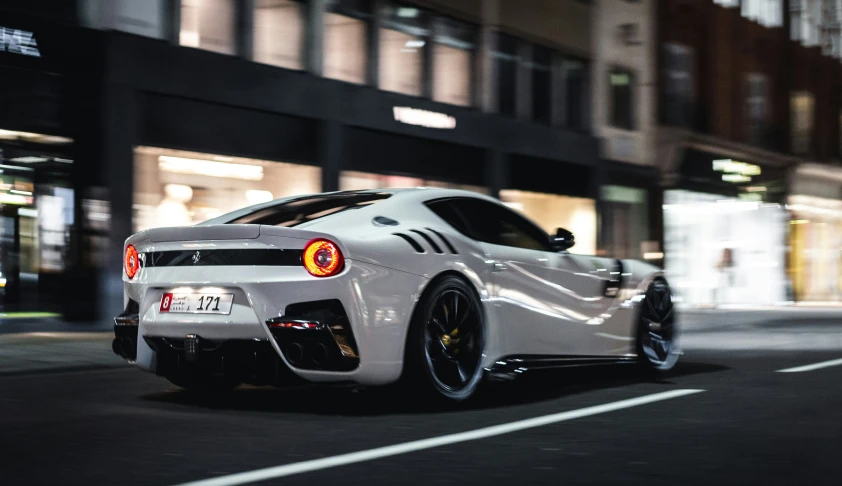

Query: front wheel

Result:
[403,275,486,402]
[637,278,680,371]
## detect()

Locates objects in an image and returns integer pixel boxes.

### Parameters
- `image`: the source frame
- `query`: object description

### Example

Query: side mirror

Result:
[552,228,575,251]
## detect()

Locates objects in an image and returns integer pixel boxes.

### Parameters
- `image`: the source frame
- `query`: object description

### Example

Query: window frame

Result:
[425,197,553,252]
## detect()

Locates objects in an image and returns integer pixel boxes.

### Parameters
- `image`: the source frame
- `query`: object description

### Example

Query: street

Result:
[2,312,842,485]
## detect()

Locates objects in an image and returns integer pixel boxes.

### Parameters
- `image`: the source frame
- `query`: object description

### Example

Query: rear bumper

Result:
[125,260,428,386]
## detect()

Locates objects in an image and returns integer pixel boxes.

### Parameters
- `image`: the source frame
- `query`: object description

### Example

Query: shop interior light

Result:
[0,193,32,205]
[245,190,274,205]
[9,156,49,163]
[790,220,810,225]
[643,252,664,260]
[722,173,751,183]
[158,156,264,181]
[0,129,72,144]
[745,186,767,192]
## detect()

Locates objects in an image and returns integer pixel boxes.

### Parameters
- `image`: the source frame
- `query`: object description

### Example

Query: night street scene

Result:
[3,0,842,485]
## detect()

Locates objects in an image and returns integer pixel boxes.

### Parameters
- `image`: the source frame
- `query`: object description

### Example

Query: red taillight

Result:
[124,244,140,279]
[302,238,344,277]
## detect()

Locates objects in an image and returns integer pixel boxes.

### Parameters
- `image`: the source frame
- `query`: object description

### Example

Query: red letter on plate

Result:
[160,293,173,312]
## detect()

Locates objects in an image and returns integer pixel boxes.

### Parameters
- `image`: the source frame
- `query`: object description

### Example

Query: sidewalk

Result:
[0,332,126,376]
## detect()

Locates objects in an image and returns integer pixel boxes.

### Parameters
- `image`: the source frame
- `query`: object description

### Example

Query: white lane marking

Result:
[776,358,842,373]
[174,388,705,486]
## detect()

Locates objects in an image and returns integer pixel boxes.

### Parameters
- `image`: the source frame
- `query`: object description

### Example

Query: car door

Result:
[443,198,596,357]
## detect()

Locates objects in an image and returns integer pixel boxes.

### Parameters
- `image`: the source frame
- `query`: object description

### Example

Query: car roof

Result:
[199,187,501,226]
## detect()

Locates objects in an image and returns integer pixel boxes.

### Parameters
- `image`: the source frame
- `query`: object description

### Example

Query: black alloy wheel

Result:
[637,278,679,371]
[404,275,485,401]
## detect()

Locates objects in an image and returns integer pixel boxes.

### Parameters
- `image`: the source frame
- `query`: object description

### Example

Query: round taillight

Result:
[124,244,140,279]
[302,238,344,277]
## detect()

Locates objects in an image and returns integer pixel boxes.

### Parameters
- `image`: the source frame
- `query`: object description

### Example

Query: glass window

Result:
[379,4,429,96]
[432,17,474,106]
[427,198,552,251]
[133,147,321,231]
[324,0,370,84]
[493,33,518,116]
[746,73,770,145]
[561,57,588,130]
[741,0,783,28]
[180,0,236,54]
[254,0,305,69]
[218,192,390,226]
[791,91,815,154]
[609,68,635,130]
[531,45,552,124]
[662,44,693,127]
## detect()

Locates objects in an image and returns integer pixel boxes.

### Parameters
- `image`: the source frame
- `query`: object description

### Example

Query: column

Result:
[306,0,326,76]
[237,0,255,60]
[477,0,500,113]
[319,120,344,192]
[485,150,508,199]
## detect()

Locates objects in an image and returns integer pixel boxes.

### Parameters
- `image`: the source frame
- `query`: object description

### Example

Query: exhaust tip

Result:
[311,342,329,366]
[120,338,135,359]
[285,342,304,365]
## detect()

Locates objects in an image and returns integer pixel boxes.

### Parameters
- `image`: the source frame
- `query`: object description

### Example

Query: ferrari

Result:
[113,188,678,401]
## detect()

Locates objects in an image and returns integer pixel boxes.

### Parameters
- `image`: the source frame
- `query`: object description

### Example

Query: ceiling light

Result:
[9,156,48,163]
[158,156,264,181]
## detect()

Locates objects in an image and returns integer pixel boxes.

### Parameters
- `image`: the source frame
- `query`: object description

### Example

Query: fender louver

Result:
[425,228,458,254]
[393,232,425,253]
[410,229,443,254]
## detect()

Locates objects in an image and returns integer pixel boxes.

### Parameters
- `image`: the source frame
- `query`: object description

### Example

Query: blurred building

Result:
[0,0,617,320]
[591,0,662,263]
[655,0,842,305]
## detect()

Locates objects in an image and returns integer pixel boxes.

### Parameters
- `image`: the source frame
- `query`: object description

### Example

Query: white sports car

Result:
[113,188,678,401]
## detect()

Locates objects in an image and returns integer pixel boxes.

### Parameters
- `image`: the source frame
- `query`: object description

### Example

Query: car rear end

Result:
[114,220,420,387]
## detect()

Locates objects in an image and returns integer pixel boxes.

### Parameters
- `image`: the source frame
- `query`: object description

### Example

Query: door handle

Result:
[491,261,507,272]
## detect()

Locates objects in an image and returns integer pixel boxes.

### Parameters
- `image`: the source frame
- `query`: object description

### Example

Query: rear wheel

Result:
[637,278,679,371]
[403,275,485,402]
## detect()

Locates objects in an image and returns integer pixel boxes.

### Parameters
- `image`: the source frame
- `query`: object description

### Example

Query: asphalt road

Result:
[2,314,842,485]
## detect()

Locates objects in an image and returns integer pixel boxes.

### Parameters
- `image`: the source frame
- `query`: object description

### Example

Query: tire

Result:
[165,372,241,393]
[636,277,680,372]
[402,274,486,402]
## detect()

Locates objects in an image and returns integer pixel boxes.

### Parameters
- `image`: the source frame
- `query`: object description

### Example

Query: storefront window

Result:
[254,0,305,69]
[324,0,370,84]
[180,0,236,55]
[787,194,842,302]
[432,17,474,107]
[600,185,648,260]
[339,171,487,194]
[791,91,815,155]
[379,4,429,96]
[499,189,597,255]
[0,132,74,312]
[663,190,787,305]
[133,147,321,231]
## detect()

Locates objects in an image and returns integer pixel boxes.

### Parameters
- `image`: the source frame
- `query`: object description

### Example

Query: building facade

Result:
[657,0,842,305]
[0,0,609,320]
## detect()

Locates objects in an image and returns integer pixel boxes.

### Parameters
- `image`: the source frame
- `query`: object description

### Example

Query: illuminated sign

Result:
[713,159,761,183]
[393,107,456,129]
[0,27,40,57]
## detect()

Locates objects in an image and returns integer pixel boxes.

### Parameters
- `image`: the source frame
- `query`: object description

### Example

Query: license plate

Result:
[160,292,234,315]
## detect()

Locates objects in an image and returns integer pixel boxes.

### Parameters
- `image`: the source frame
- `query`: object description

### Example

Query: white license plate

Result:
[159,292,234,315]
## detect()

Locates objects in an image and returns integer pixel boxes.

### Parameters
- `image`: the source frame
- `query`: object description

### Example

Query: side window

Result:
[428,198,551,251]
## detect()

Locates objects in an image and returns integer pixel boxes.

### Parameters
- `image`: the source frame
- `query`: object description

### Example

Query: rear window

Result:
[222,192,391,227]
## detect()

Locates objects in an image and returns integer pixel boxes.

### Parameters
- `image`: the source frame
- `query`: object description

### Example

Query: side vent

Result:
[425,228,458,254]
[393,232,425,253]
[410,229,443,254]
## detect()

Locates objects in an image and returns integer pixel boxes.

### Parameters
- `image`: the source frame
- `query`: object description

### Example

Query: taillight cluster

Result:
[124,244,140,279]
[302,238,344,277]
